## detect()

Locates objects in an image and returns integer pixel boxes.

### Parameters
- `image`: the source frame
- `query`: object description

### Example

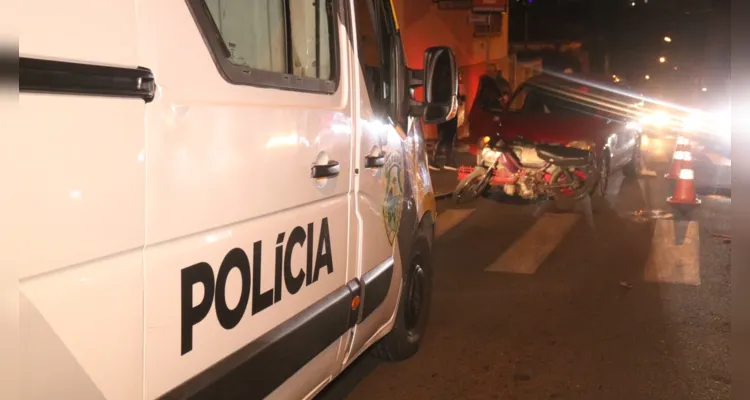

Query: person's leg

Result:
[431,122,448,170]
[443,119,458,170]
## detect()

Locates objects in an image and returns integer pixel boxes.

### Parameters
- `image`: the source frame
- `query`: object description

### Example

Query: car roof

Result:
[524,72,618,91]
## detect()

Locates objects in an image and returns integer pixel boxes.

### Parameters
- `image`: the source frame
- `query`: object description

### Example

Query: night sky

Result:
[507,0,729,96]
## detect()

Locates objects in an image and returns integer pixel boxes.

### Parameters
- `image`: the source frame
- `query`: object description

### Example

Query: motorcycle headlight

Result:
[567,141,595,151]
[481,146,501,165]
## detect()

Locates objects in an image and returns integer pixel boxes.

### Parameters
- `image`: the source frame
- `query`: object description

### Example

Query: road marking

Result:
[435,209,475,239]
[643,220,701,285]
[485,213,580,274]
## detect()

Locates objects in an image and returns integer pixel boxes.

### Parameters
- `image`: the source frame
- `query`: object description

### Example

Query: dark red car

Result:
[464,73,643,197]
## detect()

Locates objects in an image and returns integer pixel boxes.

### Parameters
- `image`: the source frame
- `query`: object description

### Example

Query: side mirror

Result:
[407,46,458,125]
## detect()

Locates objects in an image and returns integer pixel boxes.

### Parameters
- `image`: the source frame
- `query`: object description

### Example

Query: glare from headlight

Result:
[682,111,707,133]
[652,111,670,127]
[713,109,731,137]
[626,121,641,131]
[639,114,651,125]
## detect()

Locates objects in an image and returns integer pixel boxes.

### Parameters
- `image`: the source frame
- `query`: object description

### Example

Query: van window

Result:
[205,1,286,73]
[289,0,332,79]
[353,0,405,122]
[354,0,389,117]
[195,0,338,92]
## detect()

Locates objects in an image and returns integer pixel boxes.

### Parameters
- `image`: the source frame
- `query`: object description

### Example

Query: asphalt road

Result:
[317,151,731,400]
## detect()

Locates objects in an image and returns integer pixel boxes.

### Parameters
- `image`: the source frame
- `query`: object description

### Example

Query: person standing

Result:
[430,96,462,171]
[494,73,512,108]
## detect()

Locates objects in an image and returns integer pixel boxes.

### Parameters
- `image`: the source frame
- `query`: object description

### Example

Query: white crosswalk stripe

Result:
[484,213,580,274]
[644,219,701,286]
[639,175,702,286]
[435,209,475,239]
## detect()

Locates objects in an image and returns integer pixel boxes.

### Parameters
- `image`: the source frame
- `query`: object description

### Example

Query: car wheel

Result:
[372,232,433,361]
[622,139,642,178]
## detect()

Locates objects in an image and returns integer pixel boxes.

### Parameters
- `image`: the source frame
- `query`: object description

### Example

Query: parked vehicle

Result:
[458,73,643,202]
[14,1,458,399]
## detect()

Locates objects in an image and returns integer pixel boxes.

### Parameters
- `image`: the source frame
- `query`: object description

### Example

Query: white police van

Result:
[14,0,457,399]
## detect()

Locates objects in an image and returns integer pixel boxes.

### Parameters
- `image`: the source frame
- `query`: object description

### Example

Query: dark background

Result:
[507,0,729,102]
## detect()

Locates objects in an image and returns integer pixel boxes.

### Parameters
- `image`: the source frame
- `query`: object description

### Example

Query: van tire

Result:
[372,232,433,362]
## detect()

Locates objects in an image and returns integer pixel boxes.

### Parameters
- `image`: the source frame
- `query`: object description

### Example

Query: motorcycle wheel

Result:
[549,168,590,201]
[453,166,491,205]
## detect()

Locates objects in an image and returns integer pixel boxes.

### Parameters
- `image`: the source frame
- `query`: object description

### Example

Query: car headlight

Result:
[567,141,595,151]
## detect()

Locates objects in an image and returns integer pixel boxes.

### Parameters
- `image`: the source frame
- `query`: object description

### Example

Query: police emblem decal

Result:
[383,150,404,245]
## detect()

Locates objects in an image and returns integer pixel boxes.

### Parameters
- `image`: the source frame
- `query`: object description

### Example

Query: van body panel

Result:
[15,0,446,398]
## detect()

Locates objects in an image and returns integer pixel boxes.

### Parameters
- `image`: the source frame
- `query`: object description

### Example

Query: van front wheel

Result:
[372,232,433,361]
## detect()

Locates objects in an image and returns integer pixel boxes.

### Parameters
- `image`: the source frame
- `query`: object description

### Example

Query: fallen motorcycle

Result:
[452,135,599,204]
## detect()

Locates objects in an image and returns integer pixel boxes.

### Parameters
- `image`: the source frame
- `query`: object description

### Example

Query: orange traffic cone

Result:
[667,153,701,210]
[665,136,690,180]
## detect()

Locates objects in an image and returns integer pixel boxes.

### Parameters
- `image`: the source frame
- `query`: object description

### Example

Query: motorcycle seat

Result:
[535,144,591,167]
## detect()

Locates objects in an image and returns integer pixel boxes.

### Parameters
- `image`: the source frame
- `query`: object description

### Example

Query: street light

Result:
[645,75,650,80]
[659,56,666,63]
[664,36,672,42]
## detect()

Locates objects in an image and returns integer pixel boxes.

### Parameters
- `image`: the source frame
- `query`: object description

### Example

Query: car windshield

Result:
[508,81,636,120]
[507,83,598,115]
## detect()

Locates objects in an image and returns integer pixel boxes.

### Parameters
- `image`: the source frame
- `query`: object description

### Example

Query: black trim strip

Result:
[360,258,395,322]
[162,281,358,400]
[19,57,156,102]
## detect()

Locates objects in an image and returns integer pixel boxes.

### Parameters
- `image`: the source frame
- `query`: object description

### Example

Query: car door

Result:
[138,1,352,398]
[342,0,410,362]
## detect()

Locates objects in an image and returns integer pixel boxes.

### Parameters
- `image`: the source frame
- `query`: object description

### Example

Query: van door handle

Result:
[311,160,340,179]
[364,154,386,168]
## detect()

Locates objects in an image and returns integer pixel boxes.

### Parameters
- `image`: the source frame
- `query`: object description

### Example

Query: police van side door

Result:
[343,0,411,363]
[138,0,354,399]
